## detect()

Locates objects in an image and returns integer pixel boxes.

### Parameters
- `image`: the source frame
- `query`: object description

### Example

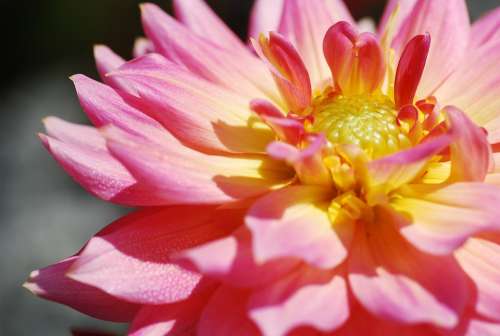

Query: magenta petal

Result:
[93,45,131,92]
[24,256,139,322]
[68,206,241,305]
[246,186,348,269]
[248,266,349,336]
[198,286,260,336]
[349,207,469,328]
[470,7,500,48]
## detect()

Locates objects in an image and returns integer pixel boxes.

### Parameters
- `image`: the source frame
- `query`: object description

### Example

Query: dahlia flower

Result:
[25,0,500,335]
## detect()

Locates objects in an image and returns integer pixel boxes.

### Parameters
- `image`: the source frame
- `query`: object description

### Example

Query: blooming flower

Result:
[25,0,500,335]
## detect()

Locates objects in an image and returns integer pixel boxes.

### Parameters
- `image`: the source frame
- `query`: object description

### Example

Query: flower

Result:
[25,0,500,335]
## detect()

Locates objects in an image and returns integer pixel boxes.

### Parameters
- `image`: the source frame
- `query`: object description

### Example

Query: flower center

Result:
[310,93,411,158]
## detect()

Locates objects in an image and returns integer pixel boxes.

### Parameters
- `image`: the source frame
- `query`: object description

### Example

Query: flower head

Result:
[26,0,500,335]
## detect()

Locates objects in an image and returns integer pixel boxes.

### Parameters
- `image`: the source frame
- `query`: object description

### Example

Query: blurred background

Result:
[0,0,497,335]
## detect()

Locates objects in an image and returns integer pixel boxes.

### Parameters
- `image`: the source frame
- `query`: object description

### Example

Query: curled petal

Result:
[267,135,331,186]
[24,256,139,322]
[323,22,385,95]
[349,207,469,328]
[251,99,304,145]
[392,0,470,97]
[392,183,500,255]
[246,186,348,269]
[248,266,349,336]
[394,33,431,109]
[365,133,452,205]
[253,32,312,113]
[445,106,491,182]
[279,0,353,85]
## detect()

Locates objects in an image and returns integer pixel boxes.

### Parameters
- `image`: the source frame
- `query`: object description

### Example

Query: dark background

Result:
[0,1,497,335]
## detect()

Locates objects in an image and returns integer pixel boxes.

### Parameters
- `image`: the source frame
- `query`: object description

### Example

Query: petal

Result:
[392,183,500,255]
[279,0,354,86]
[198,286,260,336]
[250,99,304,145]
[71,74,170,143]
[112,53,275,154]
[140,3,277,101]
[39,128,161,206]
[378,0,418,36]
[103,126,291,205]
[248,266,349,336]
[246,186,348,269]
[249,0,285,39]
[267,135,331,186]
[172,0,245,51]
[434,40,500,143]
[470,7,500,48]
[175,226,299,288]
[392,0,470,97]
[445,106,491,182]
[128,293,210,336]
[68,206,242,305]
[24,256,139,322]
[364,133,452,205]
[253,32,312,114]
[456,237,500,321]
[323,22,385,95]
[394,33,431,108]
[348,207,469,328]
[93,45,130,92]
[133,37,155,58]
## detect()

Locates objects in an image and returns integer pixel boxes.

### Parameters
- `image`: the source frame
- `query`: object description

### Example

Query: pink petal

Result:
[140,3,277,101]
[323,22,385,95]
[456,237,500,321]
[24,256,139,322]
[249,0,285,39]
[394,33,431,108]
[172,0,245,51]
[392,0,470,98]
[470,7,500,48]
[378,0,417,36]
[392,183,500,255]
[267,135,331,186]
[365,133,452,205]
[132,37,155,58]
[250,99,304,145]
[68,206,242,305]
[349,207,469,328]
[445,106,491,182]
[71,74,171,143]
[246,186,349,269]
[248,266,349,336]
[93,45,130,92]
[434,40,500,143]
[111,54,275,154]
[279,0,353,86]
[128,293,210,336]
[103,126,291,205]
[198,286,260,336]
[39,128,161,206]
[175,226,299,288]
[253,32,312,114]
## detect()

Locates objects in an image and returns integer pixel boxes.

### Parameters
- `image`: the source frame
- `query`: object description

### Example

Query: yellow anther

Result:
[328,191,372,224]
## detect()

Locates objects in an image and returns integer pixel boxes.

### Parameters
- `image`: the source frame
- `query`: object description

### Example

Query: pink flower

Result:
[25,0,500,335]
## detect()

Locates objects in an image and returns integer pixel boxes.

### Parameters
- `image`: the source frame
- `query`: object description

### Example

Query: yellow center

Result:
[310,93,411,158]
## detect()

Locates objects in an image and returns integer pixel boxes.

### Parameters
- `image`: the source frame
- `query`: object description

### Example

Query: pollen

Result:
[310,93,411,158]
